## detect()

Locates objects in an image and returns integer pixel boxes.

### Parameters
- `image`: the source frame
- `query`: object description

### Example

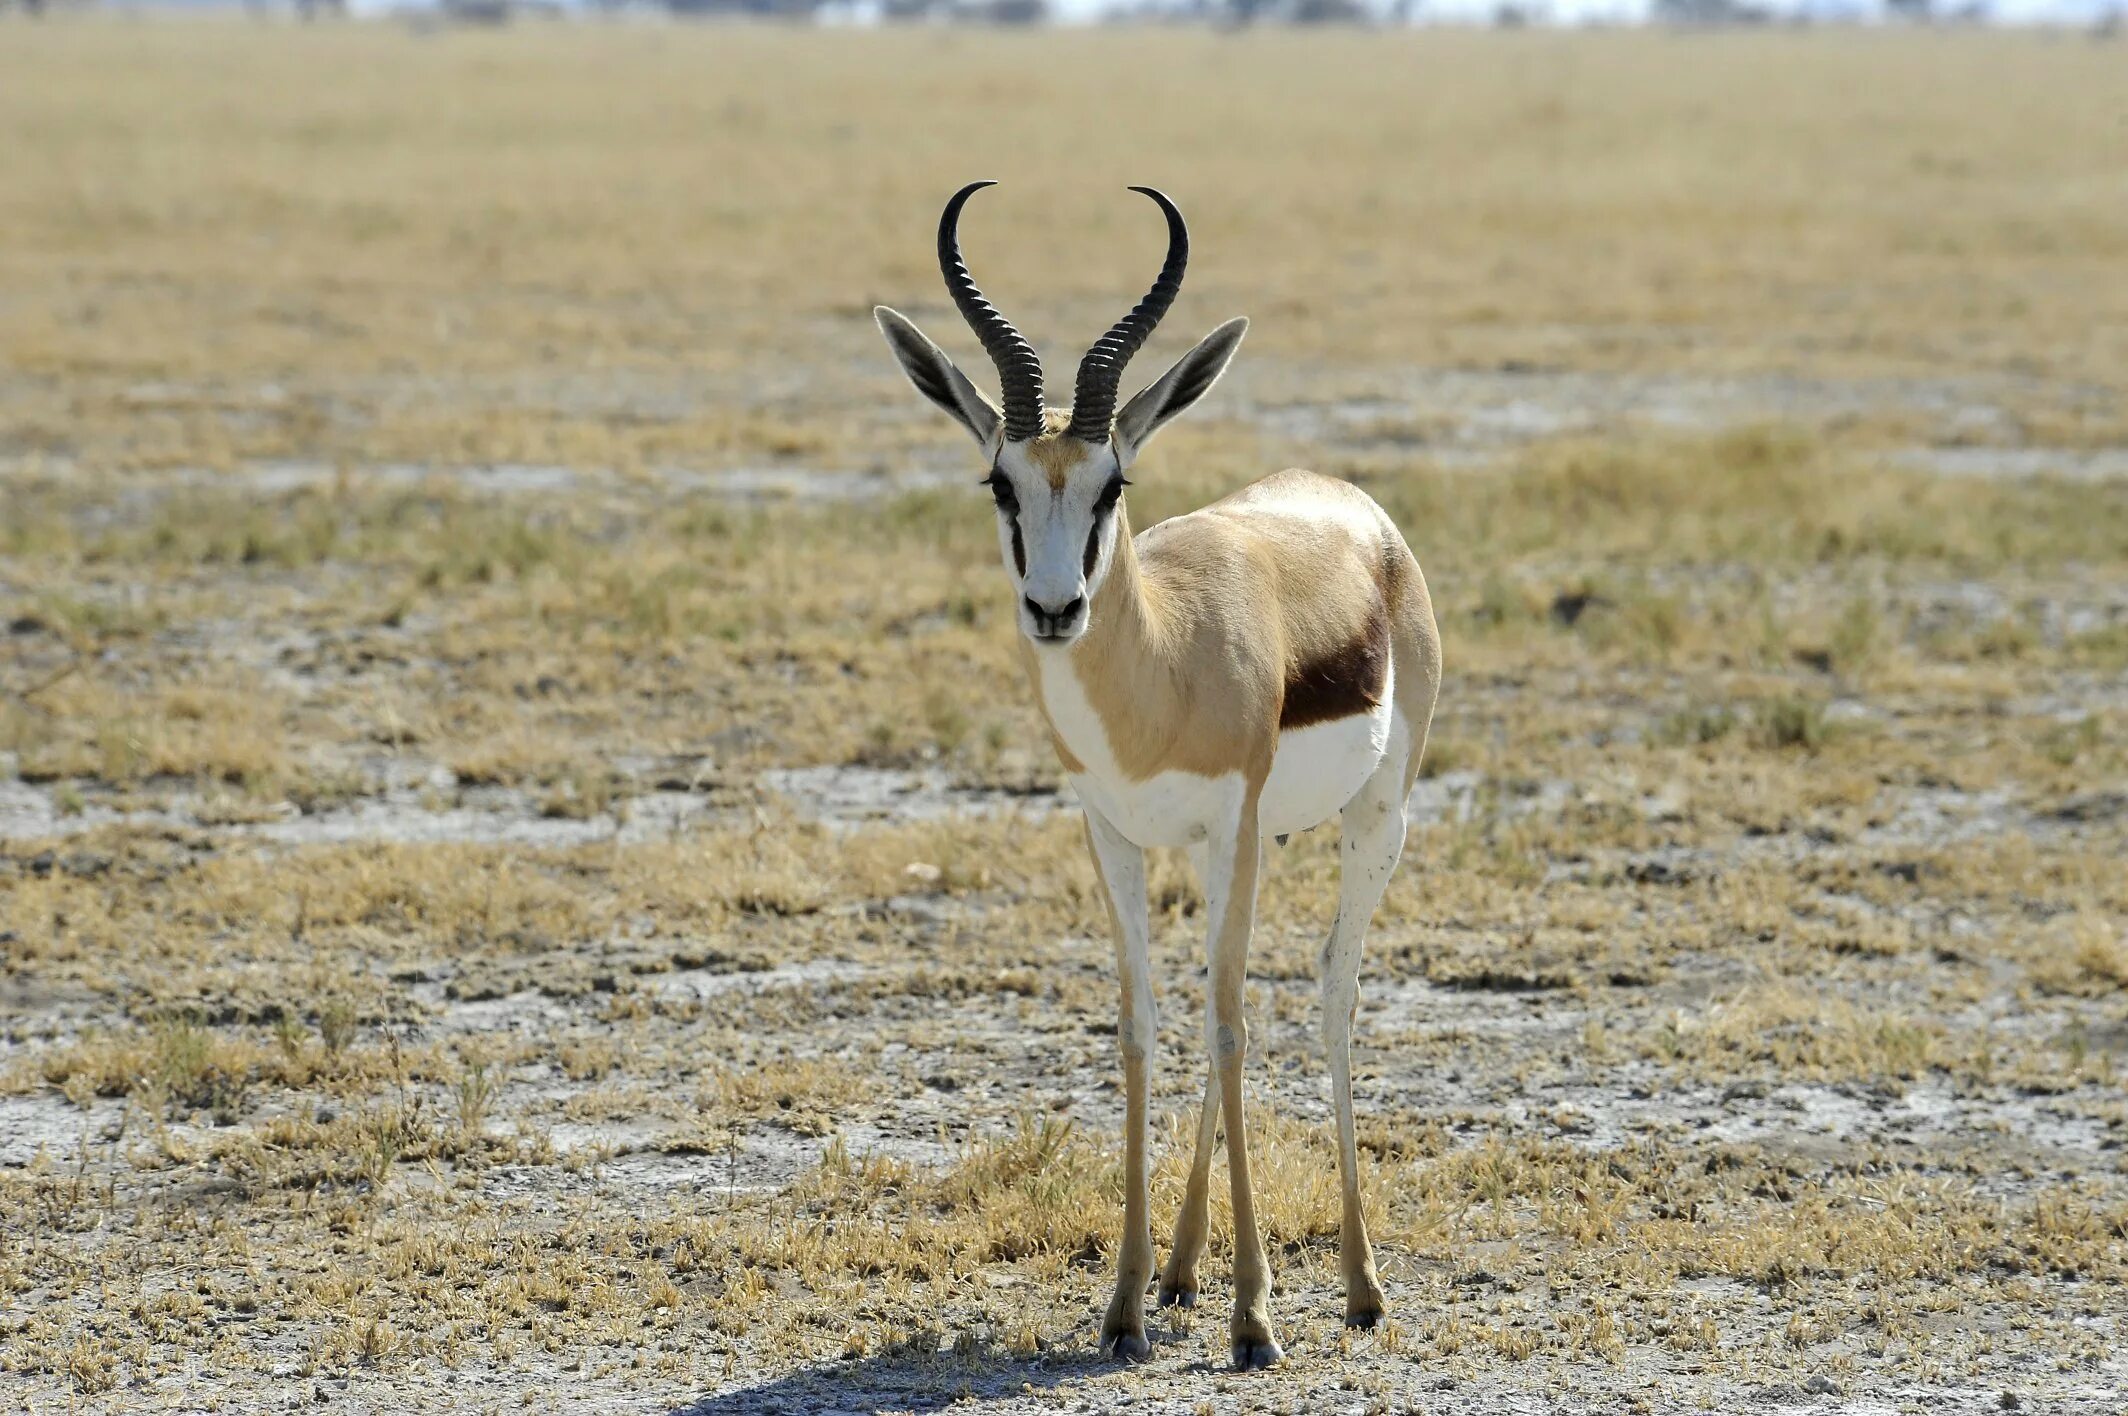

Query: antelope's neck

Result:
[1022,501,1168,781]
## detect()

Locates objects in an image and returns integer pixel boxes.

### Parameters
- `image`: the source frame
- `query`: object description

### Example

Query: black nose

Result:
[1024,595,1085,636]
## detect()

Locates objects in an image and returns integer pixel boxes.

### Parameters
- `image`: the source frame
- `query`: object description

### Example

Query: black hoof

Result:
[1345,1306,1385,1330]
[1156,1285,1197,1309]
[1101,1331,1151,1363]
[1231,1337,1283,1371]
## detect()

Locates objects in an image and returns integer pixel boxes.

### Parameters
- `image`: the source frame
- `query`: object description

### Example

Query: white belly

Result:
[1038,649,1395,850]
[1259,696,1395,839]
[1072,767,1244,850]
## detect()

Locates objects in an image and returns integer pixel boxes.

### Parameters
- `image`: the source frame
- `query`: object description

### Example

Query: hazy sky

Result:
[835,0,2117,20]
[342,0,2119,21]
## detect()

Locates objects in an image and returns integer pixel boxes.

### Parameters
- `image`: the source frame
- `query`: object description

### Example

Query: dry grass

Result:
[3,22,2128,475]
[2,18,2126,1415]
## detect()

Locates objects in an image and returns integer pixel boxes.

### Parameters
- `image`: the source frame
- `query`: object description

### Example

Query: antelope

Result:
[873,182,1440,1370]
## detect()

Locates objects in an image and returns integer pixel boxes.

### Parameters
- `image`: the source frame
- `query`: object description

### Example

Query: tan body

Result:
[1024,468,1439,797]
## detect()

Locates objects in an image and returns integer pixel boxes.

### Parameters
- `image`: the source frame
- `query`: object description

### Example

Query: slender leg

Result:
[1083,808,1156,1362]
[1202,789,1279,1370]
[1159,840,1219,1311]
[1157,1065,1219,1309]
[1321,750,1408,1328]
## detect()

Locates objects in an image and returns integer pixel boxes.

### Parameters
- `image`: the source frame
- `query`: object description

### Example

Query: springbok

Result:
[874,182,1440,1370]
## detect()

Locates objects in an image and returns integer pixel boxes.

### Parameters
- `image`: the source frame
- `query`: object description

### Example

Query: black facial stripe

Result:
[1084,475,1126,577]
[983,465,1026,575]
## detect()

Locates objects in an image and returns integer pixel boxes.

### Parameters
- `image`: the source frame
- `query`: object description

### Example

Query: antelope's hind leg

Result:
[1203,794,1281,1370]
[1157,1069,1219,1311]
[1083,809,1157,1362]
[1159,842,1220,1313]
[1321,750,1409,1328]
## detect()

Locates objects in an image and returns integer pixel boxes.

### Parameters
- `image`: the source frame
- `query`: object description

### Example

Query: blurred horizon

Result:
[13,0,2124,28]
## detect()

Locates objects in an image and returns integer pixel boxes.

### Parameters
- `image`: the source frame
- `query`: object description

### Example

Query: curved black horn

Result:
[1067,186,1188,444]
[938,181,1045,443]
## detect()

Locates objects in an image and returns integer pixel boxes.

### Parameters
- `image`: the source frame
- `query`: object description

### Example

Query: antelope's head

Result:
[876,182,1247,649]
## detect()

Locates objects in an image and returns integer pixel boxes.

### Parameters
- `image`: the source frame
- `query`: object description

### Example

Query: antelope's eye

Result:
[983,471,1019,516]
[1094,475,1128,514]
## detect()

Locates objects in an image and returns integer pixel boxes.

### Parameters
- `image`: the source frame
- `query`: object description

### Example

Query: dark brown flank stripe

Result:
[1279,599,1390,731]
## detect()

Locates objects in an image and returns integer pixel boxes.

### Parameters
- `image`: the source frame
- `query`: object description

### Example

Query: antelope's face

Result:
[875,181,1246,651]
[984,433,1126,646]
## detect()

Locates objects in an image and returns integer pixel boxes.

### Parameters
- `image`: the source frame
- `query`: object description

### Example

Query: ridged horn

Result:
[1067,186,1188,444]
[938,181,1045,443]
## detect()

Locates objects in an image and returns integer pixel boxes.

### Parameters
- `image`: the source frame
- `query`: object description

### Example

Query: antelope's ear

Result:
[1113,318,1247,468]
[875,306,1002,447]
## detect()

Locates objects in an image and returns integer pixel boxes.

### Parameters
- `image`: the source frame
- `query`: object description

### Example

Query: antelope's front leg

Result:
[1204,790,1281,1369]
[1083,808,1155,1362]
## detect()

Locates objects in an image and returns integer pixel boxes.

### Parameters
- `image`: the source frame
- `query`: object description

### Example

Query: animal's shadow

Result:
[666,1343,1162,1415]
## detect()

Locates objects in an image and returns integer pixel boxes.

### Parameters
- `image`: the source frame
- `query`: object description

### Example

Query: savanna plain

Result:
[2,20,2126,1415]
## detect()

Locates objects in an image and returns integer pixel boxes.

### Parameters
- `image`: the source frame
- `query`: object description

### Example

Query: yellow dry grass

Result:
[3,21,2128,475]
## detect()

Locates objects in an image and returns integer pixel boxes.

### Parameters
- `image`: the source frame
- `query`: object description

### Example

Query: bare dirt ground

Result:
[4,21,2127,1416]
